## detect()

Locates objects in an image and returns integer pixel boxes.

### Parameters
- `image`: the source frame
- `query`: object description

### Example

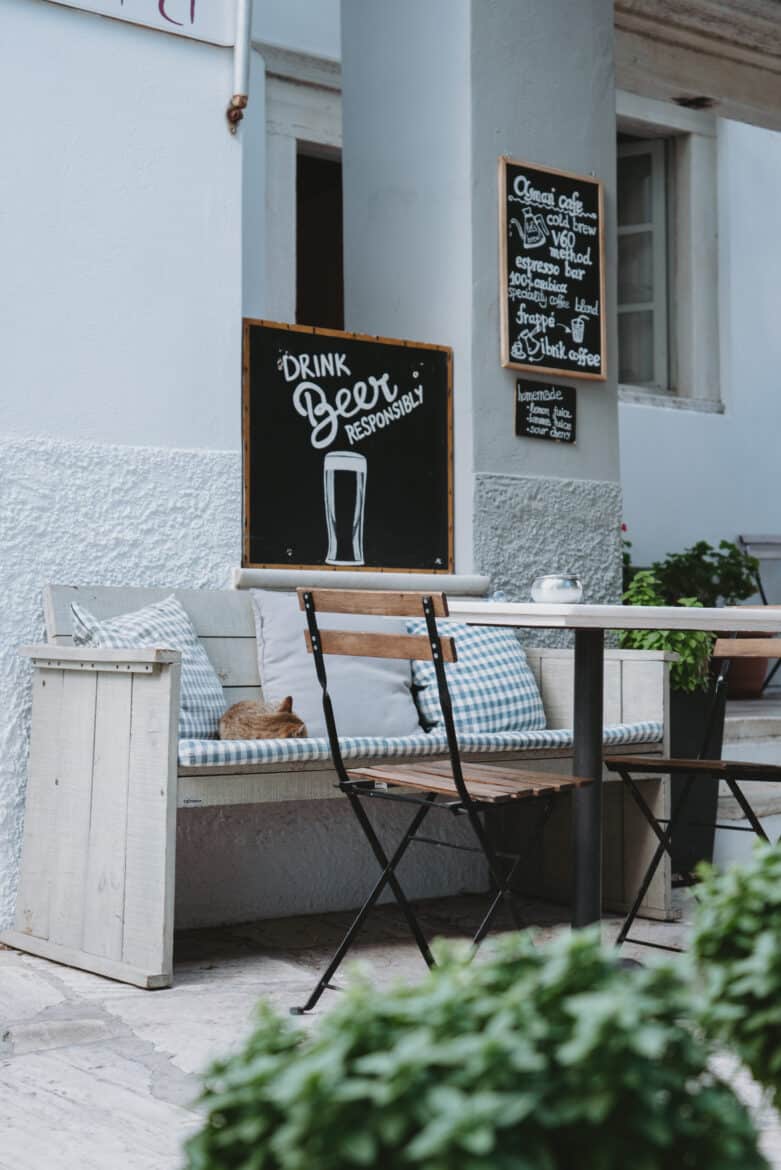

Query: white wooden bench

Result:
[2,583,672,989]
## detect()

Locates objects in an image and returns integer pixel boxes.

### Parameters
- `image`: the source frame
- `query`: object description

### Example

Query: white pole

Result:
[227,0,253,133]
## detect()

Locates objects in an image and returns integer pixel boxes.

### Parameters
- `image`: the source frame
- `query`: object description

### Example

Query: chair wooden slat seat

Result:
[347,761,592,803]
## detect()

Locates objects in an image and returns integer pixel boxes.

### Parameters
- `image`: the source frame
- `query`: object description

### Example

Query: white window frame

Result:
[617,137,669,390]
[616,90,721,410]
[261,46,342,325]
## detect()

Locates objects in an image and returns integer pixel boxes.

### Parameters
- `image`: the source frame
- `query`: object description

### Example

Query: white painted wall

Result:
[252,0,340,59]
[469,0,621,488]
[620,119,781,579]
[340,0,474,569]
[341,0,621,591]
[0,0,245,452]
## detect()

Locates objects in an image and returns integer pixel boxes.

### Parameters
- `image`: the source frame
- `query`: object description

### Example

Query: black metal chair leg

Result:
[471,836,534,945]
[347,789,437,965]
[618,768,669,846]
[724,778,770,841]
[615,775,697,946]
[291,795,436,1014]
[473,795,558,945]
[460,802,529,930]
[468,797,556,942]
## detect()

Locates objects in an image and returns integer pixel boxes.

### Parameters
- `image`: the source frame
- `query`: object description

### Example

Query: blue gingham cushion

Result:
[406,621,546,734]
[178,721,662,768]
[71,595,226,739]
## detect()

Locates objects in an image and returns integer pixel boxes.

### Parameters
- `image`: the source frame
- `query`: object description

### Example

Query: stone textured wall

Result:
[474,472,623,643]
[176,801,484,929]
[0,433,242,928]
[0,433,484,930]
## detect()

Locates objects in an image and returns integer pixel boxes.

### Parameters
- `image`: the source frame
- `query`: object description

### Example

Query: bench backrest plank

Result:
[43,586,670,730]
[44,585,261,702]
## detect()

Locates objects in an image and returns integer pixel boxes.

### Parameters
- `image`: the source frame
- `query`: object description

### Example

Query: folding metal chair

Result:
[606,635,781,952]
[291,587,591,1013]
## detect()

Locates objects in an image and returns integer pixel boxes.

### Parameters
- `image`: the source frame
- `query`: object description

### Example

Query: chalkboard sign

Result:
[516,382,576,444]
[242,320,453,572]
[499,157,606,381]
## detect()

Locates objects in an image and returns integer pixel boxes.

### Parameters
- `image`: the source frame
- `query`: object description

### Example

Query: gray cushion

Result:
[251,589,422,739]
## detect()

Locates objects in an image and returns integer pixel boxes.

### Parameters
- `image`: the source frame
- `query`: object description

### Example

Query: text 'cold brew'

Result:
[499,157,606,380]
[242,319,453,571]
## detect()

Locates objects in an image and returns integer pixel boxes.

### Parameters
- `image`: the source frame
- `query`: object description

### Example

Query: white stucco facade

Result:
[0,0,334,927]
[1,0,780,930]
[620,118,781,569]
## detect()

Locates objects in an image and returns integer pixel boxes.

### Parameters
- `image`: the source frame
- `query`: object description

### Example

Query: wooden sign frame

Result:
[242,319,454,573]
[498,156,607,381]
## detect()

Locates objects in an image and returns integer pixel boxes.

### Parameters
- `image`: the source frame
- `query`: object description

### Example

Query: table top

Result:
[447,600,781,633]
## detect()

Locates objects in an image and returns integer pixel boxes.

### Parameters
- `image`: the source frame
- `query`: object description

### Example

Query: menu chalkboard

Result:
[516,382,576,444]
[242,320,453,571]
[499,157,606,381]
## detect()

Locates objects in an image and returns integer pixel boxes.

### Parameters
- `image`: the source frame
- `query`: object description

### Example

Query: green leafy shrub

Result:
[619,570,715,693]
[693,842,781,1107]
[652,540,759,608]
[185,930,766,1170]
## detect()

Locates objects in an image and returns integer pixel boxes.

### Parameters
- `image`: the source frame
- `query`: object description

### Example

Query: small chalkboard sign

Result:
[516,382,576,444]
[242,320,453,572]
[499,156,606,381]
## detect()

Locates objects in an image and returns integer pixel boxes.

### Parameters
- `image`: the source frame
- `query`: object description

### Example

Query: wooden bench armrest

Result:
[12,640,181,987]
[19,644,182,672]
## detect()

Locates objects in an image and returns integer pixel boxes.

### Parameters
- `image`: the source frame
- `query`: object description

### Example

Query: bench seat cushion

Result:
[178,721,663,768]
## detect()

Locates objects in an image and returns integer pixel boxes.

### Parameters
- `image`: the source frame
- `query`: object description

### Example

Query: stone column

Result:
[341,0,622,603]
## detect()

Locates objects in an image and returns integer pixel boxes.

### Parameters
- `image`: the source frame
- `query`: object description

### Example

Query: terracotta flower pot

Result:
[721,630,771,700]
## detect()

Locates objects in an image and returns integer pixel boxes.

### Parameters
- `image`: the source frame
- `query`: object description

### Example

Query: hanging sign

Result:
[46,1,236,45]
[242,320,454,572]
[515,382,576,444]
[499,157,606,381]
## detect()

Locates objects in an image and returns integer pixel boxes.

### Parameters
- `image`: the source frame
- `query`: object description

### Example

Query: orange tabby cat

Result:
[218,696,307,740]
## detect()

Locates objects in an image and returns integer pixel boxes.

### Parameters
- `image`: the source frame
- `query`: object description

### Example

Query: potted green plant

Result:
[692,842,781,1109]
[649,539,759,610]
[619,539,761,871]
[185,930,766,1170]
[651,540,764,699]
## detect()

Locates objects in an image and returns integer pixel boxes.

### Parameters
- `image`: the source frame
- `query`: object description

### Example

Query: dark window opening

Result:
[296,152,344,330]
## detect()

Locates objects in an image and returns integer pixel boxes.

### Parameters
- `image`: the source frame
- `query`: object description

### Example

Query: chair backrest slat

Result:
[713,637,781,659]
[305,628,457,663]
[297,588,449,618]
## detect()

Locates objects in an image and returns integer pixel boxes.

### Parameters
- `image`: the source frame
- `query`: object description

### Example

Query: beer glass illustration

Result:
[324,451,367,565]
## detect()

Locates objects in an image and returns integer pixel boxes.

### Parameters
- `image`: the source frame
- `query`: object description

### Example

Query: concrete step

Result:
[725,695,781,743]
[711,696,781,866]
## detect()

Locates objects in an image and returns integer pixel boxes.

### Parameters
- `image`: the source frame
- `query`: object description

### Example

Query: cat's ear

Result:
[278,695,293,712]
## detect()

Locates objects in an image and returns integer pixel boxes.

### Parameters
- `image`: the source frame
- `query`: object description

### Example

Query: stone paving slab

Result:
[1,896,780,1169]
